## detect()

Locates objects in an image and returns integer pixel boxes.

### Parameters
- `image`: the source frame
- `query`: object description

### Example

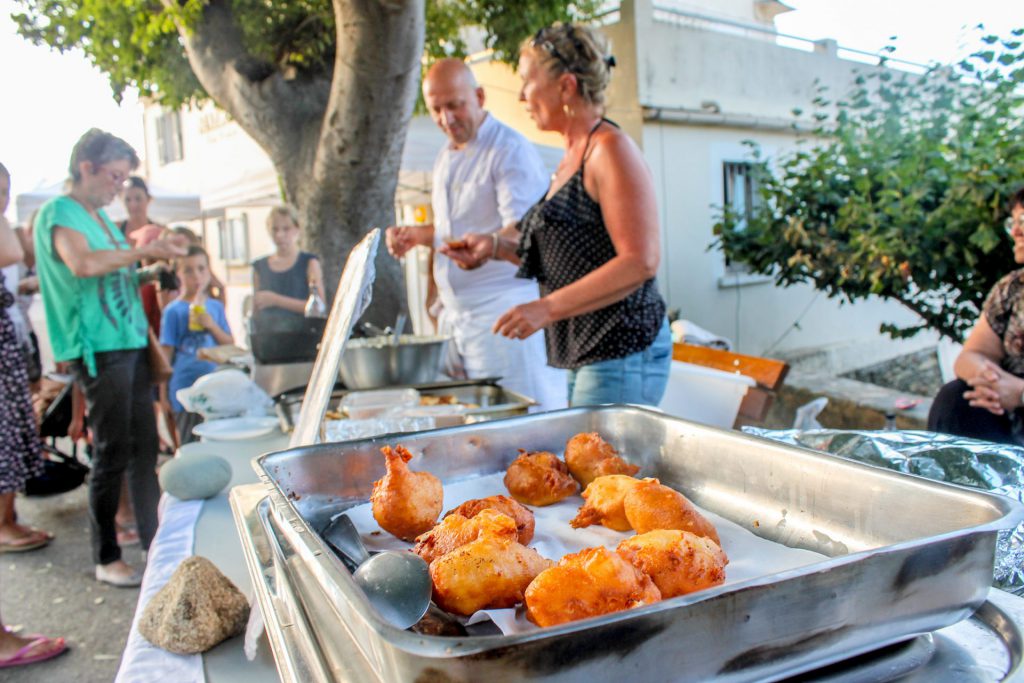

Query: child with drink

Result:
[160,246,233,443]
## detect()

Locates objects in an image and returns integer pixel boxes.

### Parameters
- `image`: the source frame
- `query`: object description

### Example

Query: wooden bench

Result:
[671,342,790,427]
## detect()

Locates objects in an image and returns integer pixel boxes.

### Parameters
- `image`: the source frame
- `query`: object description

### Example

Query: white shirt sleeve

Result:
[491,135,550,228]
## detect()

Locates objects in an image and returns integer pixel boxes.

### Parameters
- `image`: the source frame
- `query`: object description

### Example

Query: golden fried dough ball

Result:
[444,495,536,545]
[429,534,552,616]
[623,479,720,544]
[370,445,443,541]
[617,530,728,598]
[503,451,579,506]
[524,546,661,628]
[564,432,640,487]
[413,509,518,565]
[570,475,648,531]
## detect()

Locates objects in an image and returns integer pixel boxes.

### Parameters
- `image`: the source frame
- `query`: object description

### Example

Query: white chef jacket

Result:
[431,114,549,311]
[430,114,566,410]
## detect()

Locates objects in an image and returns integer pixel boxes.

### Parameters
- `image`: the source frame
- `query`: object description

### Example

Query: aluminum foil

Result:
[744,428,1024,592]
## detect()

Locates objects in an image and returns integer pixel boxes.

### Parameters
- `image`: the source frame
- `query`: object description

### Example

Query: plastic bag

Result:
[792,397,828,430]
[176,368,273,419]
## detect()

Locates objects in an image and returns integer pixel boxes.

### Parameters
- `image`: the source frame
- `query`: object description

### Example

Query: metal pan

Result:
[250,406,1024,682]
[273,378,536,433]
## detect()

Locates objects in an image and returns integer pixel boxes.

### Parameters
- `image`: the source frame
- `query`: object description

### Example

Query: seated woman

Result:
[251,206,325,334]
[928,187,1024,445]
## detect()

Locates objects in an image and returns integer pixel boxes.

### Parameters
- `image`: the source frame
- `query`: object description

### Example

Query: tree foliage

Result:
[11,0,596,322]
[714,29,1024,342]
[13,0,597,107]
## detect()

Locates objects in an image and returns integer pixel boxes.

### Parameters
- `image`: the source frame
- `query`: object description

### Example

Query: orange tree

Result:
[714,30,1024,342]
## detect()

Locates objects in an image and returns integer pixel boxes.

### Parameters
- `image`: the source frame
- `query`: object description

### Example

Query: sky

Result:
[1,0,1020,222]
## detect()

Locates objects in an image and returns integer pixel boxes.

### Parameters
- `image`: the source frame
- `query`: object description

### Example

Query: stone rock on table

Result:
[138,555,250,654]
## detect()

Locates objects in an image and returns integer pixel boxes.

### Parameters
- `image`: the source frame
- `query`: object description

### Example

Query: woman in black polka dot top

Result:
[440,22,671,407]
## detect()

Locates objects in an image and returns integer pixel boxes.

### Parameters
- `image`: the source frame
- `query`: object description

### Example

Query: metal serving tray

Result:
[251,406,1024,682]
[230,484,1024,683]
[273,378,536,434]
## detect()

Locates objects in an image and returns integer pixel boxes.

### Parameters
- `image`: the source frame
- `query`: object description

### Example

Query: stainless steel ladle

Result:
[321,514,431,630]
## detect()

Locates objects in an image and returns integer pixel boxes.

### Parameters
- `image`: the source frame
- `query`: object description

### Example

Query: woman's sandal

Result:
[0,532,49,554]
[0,636,67,669]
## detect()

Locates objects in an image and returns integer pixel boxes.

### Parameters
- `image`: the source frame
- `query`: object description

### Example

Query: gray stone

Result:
[138,555,250,654]
[159,452,232,500]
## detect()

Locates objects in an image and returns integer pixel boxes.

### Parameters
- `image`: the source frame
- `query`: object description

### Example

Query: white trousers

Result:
[438,289,567,412]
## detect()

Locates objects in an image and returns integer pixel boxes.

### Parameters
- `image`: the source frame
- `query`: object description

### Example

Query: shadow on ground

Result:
[4,485,144,682]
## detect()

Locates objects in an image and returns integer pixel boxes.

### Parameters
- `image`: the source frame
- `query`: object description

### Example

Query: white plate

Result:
[192,416,281,441]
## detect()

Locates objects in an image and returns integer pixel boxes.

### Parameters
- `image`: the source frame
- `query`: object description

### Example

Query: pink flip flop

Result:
[0,636,67,669]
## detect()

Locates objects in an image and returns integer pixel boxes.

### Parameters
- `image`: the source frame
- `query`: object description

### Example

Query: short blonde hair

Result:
[266,205,300,232]
[521,23,613,107]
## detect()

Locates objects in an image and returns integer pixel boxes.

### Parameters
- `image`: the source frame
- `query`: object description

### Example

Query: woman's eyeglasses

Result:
[1006,216,1023,235]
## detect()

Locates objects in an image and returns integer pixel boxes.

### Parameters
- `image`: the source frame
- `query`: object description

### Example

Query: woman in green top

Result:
[34,129,185,587]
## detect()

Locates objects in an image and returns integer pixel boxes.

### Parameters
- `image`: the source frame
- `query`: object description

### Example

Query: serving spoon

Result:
[322,514,432,630]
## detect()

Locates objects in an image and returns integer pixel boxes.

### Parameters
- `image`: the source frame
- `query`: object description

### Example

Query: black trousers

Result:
[928,379,1021,446]
[72,349,160,565]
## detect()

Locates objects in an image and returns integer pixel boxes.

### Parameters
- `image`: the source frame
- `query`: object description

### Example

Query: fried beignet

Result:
[444,495,536,545]
[617,530,728,598]
[623,480,720,544]
[564,432,640,487]
[570,475,647,531]
[524,546,661,627]
[370,445,443,541]
[430,534,552,616]
[413,509,518,565]
[503,451,579,506]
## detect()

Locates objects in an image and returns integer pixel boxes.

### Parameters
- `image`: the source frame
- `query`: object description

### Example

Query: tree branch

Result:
[161,0,330,165]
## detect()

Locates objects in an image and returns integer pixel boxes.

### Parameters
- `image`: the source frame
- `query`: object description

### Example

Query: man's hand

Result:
[963,358,1024,416]
[438,232,493,270]
[142,238,187,261]
[492,298,553,340]
[252,291,280,311]
[385,225,433,259]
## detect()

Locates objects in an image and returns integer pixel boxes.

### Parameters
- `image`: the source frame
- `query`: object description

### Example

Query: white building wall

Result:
[620,0,936,360]
[644,122,929,356]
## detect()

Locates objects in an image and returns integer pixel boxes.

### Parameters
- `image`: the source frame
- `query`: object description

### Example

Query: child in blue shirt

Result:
[160,246,233,443]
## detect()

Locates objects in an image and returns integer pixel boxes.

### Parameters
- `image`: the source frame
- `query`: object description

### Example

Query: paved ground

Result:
[3,484,144,682]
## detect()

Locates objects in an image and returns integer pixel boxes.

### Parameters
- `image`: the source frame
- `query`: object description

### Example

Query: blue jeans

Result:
[567,319,672,407]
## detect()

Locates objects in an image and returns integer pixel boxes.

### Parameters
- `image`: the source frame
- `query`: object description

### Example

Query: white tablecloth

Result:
[116,432,289,683]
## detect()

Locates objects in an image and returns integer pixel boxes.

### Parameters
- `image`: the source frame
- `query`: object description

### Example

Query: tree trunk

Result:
[170,0,424,328]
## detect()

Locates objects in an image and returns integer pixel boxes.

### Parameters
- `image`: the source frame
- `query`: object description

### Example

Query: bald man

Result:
[387,59,566,410]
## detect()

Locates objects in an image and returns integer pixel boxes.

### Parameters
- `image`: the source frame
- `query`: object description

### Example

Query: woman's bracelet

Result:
[491,232,500,259]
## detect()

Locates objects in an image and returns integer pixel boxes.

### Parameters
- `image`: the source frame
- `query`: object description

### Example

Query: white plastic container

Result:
[658,360,755,429]
[338,388,420,420]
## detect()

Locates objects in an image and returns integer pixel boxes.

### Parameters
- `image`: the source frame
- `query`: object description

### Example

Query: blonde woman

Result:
[251,206,324,334]
[442,23,671,406]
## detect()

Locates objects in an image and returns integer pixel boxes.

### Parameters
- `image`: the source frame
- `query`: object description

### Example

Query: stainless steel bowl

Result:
[338,335,449,389]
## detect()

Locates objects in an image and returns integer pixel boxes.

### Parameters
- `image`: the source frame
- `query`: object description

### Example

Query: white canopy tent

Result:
[15,180,202,226]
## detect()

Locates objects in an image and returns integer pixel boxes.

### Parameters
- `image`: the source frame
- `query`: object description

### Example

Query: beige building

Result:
[143,0,938,369]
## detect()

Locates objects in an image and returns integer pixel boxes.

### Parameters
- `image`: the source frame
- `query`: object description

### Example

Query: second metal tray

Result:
[273,377,536,433]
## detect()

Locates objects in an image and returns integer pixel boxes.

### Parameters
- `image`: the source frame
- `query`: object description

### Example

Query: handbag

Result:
[24,452,89,497]
[147,327,173,385]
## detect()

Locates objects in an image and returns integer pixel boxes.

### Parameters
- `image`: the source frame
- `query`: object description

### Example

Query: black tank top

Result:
[252,251,317,333]
[515,119,666,369]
